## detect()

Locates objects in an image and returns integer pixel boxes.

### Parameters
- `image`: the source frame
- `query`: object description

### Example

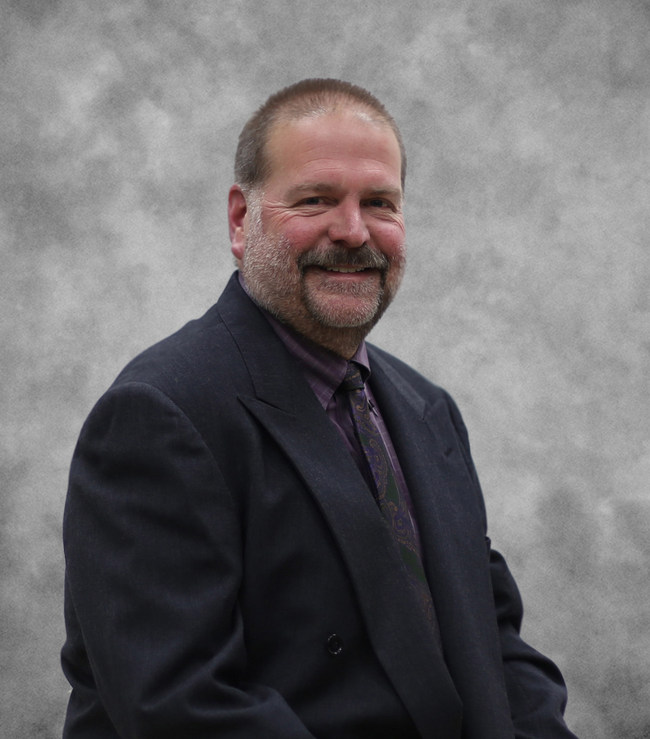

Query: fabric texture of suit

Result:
[62,272,576,738]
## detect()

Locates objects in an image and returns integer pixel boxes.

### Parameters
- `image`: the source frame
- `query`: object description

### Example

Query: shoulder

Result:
[366,342,473,453]
[113,302,235,394]
[367,343,451,404]
[74,303,242,445]
[109,274,268,403]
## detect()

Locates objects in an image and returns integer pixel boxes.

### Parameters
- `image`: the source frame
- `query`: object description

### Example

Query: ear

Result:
[228,185,248,262]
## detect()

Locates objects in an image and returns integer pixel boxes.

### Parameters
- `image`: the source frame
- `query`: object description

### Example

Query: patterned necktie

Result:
[340,363,439,632]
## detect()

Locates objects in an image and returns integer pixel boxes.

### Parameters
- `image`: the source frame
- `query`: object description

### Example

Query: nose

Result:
[327,201,370,248]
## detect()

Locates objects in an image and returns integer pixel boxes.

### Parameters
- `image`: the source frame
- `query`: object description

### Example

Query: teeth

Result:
[325,267,365,273]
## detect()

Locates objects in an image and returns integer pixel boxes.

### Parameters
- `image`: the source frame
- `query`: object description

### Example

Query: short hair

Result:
[234,78,406,191]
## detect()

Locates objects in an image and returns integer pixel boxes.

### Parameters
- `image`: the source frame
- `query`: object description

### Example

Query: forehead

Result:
[263,111,402,192]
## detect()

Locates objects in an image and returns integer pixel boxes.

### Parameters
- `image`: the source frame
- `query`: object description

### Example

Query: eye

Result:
[366,198,395,210]
[293,195,331,209]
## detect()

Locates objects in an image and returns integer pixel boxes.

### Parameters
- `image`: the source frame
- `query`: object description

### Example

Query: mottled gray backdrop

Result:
[2,1,649,737]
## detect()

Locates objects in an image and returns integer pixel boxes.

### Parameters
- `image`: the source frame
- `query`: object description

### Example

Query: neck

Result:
[277,315,367,359]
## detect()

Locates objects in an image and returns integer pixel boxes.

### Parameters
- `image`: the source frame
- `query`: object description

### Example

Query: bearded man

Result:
[61,78,577,738]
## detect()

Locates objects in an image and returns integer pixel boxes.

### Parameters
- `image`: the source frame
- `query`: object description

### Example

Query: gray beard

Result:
[239,200,403,355]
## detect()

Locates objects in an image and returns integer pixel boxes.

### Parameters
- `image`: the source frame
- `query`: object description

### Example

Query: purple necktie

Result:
[340,363,440,633]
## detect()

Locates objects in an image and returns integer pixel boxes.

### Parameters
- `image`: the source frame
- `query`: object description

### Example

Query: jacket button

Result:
[326,633,344,656]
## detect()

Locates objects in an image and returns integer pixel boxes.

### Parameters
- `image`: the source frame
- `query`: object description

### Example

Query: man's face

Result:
[230,109,406,354]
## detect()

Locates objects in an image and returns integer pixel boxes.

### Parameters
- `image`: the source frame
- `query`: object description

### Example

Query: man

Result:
[62,79,577,738]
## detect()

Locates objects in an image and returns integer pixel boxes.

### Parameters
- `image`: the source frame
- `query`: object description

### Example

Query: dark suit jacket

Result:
[62,273,576,738]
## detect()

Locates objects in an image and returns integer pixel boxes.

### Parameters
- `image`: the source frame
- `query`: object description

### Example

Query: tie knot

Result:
[340,363,365,393]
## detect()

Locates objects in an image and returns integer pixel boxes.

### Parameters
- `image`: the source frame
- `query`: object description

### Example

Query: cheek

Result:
[377,226,406,262]
[278,221,324,253]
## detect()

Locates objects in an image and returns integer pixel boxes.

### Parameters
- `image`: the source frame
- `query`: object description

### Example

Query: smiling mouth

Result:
[322,266,372,274]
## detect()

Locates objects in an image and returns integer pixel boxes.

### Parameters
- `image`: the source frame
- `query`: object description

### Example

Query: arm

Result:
[62,381,316,739]
[489,547,578,738]
[445,392,577,738]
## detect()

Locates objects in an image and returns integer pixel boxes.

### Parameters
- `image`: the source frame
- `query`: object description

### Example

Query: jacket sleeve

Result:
[62,381,316,739]
[445,392,578,739]
[489,547,578,738]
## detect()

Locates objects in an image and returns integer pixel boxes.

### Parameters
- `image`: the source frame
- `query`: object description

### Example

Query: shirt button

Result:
[326,633,344,656]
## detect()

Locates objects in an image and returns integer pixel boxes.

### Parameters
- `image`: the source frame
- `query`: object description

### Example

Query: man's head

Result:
[234,78,407,193]
[228,79,407,358]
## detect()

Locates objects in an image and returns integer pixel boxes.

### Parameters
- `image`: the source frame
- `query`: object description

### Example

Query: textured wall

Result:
[2,1,648,737]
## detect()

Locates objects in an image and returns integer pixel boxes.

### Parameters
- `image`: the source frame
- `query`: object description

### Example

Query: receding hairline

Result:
[270,92,391,125]
[267,105,401,173]
[234,79,407,191]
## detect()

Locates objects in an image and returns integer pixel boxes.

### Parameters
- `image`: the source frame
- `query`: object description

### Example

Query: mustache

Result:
[297,244,389,272]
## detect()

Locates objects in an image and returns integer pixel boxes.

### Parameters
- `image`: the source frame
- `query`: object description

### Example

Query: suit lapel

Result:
[218,278,462,737]
[368,348,514,734]
[366,349,490,626]
[239,395,463,737]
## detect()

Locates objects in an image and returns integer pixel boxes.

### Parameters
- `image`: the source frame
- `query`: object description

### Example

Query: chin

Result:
[307,296,383,329]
